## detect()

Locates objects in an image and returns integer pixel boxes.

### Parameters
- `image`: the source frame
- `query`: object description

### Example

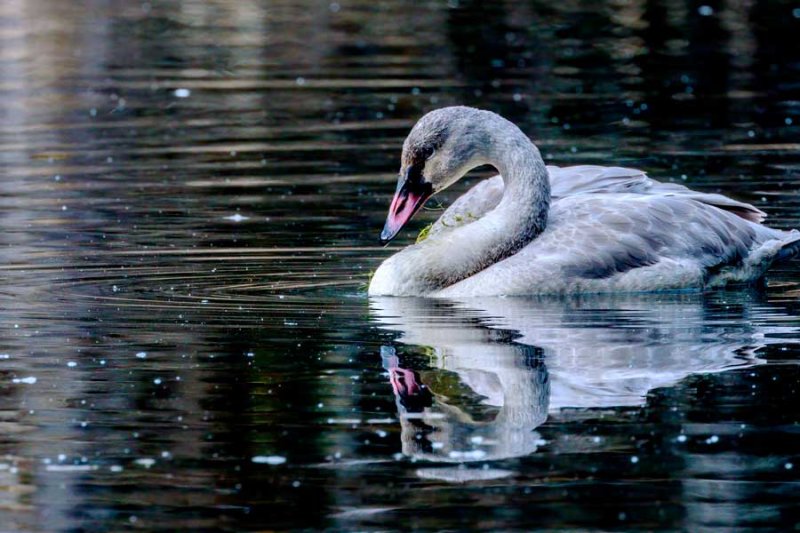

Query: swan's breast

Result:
[368,252,430,296]
[367,257,398,296]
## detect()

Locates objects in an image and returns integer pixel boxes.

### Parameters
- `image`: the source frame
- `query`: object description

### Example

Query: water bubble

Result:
[174,88,191,98]
[252,455,287,465]
[134,458,155,468]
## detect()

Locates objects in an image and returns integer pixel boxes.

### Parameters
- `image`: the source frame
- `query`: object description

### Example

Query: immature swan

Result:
[368,106,799,296]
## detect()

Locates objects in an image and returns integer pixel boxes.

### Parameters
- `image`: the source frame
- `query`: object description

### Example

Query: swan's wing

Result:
[549,165,767,223]
[548,164,651,197]
[427,166,766,241]
[435,193,800,296]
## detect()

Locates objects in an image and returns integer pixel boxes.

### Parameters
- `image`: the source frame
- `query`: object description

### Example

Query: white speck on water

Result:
[295,76,306,86]
[706,435,720,444]
[12,377,37,384]
[136,352,147,359]
[786,462,794,470]
[401,412,445,420]
[246,352,254,358]
[631,456,639,464]
[677,434,688,443]
[134,458,155,468]
[447,450,486,460]
[327,418,361,425]
[365,417,394,424]
[112,285,119,292]
[46,464,97,472]
[110,465,124,472]
[0,354,9,359]
[292,480,301,488]
[153,378,162,385]
[224,213,250,222]
[431,442,444,450]
[698,5,713,16]
[174,88,191,98]
[375,430,387,438]
[252,455,286,465]
[67,361,77,368]
[470,436,484,445]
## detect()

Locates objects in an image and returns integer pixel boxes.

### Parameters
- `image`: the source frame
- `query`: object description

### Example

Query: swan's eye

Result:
[406,161,427,187]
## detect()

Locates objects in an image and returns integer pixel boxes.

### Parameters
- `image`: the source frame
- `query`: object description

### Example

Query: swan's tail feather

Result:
[776,231,800,263]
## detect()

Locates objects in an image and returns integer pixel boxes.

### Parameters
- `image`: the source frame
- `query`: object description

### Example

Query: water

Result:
[1,0,799,530]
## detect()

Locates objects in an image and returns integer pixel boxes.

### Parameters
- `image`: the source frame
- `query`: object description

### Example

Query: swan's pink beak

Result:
[380,178,433,244]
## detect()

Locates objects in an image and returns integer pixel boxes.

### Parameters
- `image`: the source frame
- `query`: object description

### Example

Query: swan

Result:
[368,106,800,297]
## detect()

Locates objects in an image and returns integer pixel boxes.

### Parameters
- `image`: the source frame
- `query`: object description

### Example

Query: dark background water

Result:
[1,0,799,530]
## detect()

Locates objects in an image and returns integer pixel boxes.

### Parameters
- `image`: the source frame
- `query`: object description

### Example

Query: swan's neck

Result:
[374,119,550,295]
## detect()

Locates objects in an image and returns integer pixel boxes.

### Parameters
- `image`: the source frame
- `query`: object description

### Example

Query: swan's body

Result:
[369,107,799,297]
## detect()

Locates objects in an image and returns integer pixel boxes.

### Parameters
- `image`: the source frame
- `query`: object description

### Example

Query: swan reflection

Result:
[371,293,795,466]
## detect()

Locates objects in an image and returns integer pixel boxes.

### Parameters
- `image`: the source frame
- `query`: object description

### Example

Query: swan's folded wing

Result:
[548,165,651,197]
[548,165,767,223]
[435,193,798,297]
[428,166,766,240]
[533,193,792,285]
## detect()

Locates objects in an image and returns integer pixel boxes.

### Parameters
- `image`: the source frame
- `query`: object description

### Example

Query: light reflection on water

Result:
[0,0,799,530]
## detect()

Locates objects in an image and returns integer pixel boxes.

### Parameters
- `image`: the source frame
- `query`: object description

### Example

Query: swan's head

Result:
[380,106,492,243]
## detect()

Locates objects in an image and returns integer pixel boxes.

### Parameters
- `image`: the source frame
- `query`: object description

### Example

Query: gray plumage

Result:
[369,107,799,297]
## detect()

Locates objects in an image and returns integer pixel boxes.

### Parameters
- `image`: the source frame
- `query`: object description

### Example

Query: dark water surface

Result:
[1,0,800,530]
